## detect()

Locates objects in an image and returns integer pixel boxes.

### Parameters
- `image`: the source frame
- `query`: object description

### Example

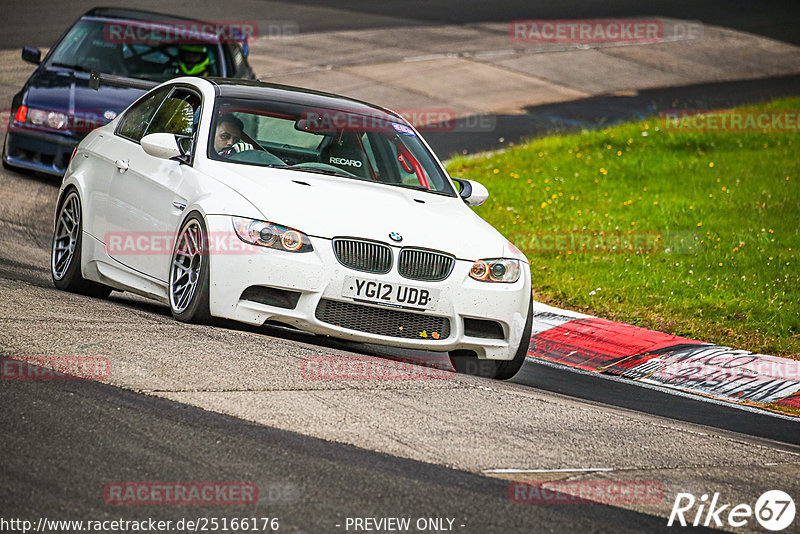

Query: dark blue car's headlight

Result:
[15,106,69,130]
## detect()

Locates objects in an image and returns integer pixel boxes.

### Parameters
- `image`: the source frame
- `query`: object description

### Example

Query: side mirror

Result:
[22,46,41,65]
[141,133,182,160]
[451,177,489,206]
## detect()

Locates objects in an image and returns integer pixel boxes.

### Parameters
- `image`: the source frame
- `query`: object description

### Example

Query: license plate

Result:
[342,276,438,310]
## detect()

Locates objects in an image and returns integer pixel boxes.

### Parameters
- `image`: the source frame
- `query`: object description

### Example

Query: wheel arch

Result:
[54,180,84,231]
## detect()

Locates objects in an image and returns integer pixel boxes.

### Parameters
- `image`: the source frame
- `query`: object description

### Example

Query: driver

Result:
[214,114,254,156]
[177,44,212,77]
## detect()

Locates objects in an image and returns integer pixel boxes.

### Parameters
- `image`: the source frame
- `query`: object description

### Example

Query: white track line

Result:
[484,468,613,474]
[527,357,800,423]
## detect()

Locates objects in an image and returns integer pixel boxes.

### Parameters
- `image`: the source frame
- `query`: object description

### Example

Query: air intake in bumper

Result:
[315,298,450,340]
[463,317,505,340]
[240,285,301,309]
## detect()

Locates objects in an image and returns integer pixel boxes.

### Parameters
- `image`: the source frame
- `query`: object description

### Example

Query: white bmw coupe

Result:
[51,76,532,379]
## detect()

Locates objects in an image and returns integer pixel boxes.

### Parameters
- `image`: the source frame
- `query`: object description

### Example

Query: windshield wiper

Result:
[50,62,92,73]
[284,165,353,178]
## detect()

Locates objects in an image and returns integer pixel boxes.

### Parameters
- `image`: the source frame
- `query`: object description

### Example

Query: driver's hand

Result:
[220,142,254,157]
[229,141,253,153]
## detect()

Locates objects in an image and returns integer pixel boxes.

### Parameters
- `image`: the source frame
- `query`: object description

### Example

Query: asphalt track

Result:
[423,73,800,157]
[1,1,800,532]
[3,0,799,48]
[2,376,721,533]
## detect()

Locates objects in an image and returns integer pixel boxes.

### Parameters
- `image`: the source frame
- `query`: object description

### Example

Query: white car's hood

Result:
[208,163,513,260]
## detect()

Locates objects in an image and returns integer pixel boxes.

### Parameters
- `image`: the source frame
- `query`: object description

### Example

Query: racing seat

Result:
[320,134,371,178]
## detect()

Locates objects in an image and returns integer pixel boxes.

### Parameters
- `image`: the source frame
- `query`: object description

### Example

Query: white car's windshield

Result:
[208,97,456,196]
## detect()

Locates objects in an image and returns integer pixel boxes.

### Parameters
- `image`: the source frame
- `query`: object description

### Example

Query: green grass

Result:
[446,98,800,358]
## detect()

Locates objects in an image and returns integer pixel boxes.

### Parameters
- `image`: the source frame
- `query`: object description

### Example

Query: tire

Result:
[494,297,534,379]
[51,188,112,298]
[169,212,212,324]
[449,297,533,380]
[449,350,502,378]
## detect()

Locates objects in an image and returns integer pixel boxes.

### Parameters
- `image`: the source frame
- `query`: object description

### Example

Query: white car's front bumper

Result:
[206,215,531,360]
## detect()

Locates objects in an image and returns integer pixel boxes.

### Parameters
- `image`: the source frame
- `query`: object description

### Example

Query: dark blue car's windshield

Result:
[47,19,222,81]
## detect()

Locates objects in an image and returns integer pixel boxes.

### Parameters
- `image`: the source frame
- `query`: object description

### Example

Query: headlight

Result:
[46,111,68,129]
[17,106,69,130]
[232,217,313,252]
[469,258,520,283]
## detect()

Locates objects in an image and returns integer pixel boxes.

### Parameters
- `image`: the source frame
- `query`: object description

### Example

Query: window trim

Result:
[115,83,204,165]
[114,85,171,144]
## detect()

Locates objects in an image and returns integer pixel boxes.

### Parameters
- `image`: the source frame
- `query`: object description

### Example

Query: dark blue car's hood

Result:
[23,68,146,138]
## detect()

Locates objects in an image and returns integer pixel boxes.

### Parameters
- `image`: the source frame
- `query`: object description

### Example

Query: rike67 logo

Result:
[669,490,795,531]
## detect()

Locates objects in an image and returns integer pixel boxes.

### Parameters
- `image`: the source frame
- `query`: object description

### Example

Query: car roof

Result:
[81,7,240,46]
[83,7,209,25]
[206,78,407,122]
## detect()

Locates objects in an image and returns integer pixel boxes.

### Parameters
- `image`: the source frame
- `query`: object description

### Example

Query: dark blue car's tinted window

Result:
[47,19,222,81]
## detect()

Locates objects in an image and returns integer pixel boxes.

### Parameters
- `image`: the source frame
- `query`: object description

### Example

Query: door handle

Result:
[172,201,186,211]
[115,159,129,172]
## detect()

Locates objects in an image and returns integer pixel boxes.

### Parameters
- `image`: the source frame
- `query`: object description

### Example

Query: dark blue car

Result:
[3,7,255,176]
